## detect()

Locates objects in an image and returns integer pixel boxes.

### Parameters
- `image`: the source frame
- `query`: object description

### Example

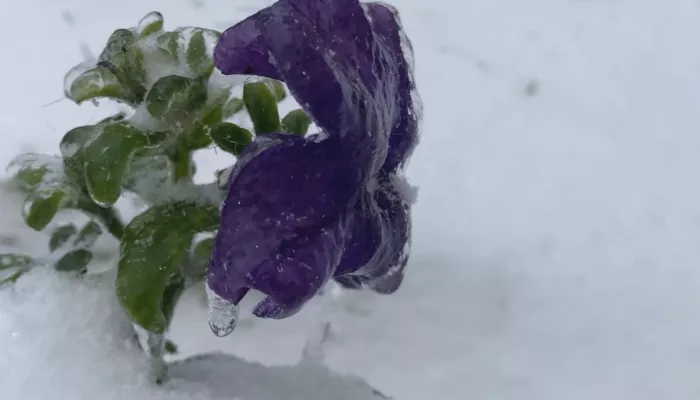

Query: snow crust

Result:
[0,267,387,400]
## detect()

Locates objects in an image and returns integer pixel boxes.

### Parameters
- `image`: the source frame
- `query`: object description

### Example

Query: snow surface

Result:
[0,267,386,400]
[4,0,700,399]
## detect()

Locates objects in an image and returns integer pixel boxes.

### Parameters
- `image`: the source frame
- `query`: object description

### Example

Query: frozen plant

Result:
[2,11,301,375]
[1,0,421,386]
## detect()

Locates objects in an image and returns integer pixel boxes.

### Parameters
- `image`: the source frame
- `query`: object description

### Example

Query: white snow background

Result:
[2,0,700,399]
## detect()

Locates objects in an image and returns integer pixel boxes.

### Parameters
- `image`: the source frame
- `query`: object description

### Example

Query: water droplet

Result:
[206,283,239,337]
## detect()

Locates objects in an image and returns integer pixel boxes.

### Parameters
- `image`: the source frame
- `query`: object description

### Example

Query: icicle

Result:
[206,282,239,337]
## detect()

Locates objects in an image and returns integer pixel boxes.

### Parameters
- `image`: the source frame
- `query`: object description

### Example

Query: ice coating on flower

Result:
[208,0,421,319]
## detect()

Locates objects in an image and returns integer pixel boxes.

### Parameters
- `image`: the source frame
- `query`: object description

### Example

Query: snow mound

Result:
[0,268,388,400]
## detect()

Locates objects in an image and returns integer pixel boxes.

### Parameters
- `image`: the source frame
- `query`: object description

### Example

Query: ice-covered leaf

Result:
[60,125,100,187]
[0,253,35,285]
[222,97,244,119]
[74,220,103,248]
[281,109,312,136]
[117,201,219,333]
[24,191,68,231]
[84,122,168,206]
[49,224,78,252]
[54,249,93,272]
[210,122,252,155]
[243,81,280,134]
[8,157,50,193]
[185,28,220,78]
[156,32,181,64]
[124,150,172,203]
[138,11,164,38]
[145,75,208,126]
[7,154,77,231]
[68,66,127,104]
[98,29,147,103]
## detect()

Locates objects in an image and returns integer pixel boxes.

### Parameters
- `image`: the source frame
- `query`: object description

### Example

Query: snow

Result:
[3,0,700,399]
[0,268,385,400]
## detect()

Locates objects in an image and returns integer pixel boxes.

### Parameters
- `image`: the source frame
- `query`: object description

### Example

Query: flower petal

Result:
[213,11,281,79]
[207,134,360,303]
[208,0,420,313]
[214,0,403,172]
[365,2,421,171]
[334,172,411,293]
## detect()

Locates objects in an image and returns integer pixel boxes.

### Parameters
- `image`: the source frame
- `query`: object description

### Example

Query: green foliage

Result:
[5,10,318,374]
[50,224,79,252]
[145,75,208,127]
[210,122,253,155]
[0,253,36,285]
[7,154,80,231]
[84,122,168,206]
[138,12,164,38]
[69,66,126,104]
[281,109,313,136]
[243,81,282,134]
[117,201,219,333]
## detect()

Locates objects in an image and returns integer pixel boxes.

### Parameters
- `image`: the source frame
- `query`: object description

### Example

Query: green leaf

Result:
[74,220,103,248]
[7,154,77,231]
[69,66,126,104]
[202,106,223,127]
[9,163,49,193]
[184,121,212,150]
[268,79,287,102]
[55,249,93,272]
[185,28,219,78]
[210,122,253,155]
[60,125,100,187]
[281,109,312,136]
[138,11,164,38]
[50,224,78,252]
[24,191,67,231]
[84,122,168,206]
[0,253,35,285]
[123,150,172,203]
[243,81,281,134]
[156,32,181,64]
[98,29,147,103]
[117,201,219,333]
[222,97,244,119]
[145,75,208,126]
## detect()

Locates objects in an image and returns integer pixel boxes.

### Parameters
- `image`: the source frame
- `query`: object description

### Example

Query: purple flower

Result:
[208,0,421,319]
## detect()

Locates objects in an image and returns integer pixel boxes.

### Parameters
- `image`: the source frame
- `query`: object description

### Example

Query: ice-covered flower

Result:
[208,0,421,319]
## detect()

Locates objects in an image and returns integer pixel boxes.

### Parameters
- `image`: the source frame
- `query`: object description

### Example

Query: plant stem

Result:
[79,200,125,239]
[170,143,193,183]
[95,206,125,239]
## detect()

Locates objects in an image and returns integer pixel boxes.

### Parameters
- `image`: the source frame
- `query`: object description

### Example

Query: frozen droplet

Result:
[206,283,239,337]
